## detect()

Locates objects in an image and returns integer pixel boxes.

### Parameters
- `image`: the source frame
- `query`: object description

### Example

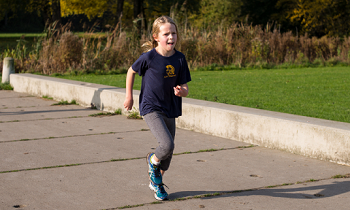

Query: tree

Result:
[239,0,281,26]
[191,0,241,28]
[332,0,350,37]
[116,0,124,23]
[51,0,61,25]
[26,0,61,26]
[61,0,127,27]
[133,0,144,33]
[0,0,19,26]
[133,0,142,19]
[61,0,107,19]
[0,0,47,31]
[276,0,350,37]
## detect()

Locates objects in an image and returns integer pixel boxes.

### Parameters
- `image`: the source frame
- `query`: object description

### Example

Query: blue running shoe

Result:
[149,181,168,200]
[146,152,162,185]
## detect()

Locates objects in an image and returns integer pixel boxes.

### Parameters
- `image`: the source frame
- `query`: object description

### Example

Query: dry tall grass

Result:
[2,22,350,75]
[179,23,350,69]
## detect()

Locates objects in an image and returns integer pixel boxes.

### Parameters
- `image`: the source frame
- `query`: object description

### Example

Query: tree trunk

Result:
[5,11,7,26]
[102,0,113,28]
[116,0,125,24]
[51,0,61,27]
[142,5,147,33]
[42,0,51,27]
[133,0,142,19]
[133,0,145,34]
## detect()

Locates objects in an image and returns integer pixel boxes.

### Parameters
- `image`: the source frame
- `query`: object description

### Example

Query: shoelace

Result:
[158,183,169,193]
[152,164,161,177]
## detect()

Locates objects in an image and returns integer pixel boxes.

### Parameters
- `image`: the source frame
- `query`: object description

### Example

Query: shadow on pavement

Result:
[169,180,350,200]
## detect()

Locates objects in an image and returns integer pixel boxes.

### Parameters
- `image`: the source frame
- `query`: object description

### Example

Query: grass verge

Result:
[0,82,13,90]
[51,100,78,105]
[42,95,53,100]
[0,33,46,38]
[127,108,142,119]
[89,109,122,117]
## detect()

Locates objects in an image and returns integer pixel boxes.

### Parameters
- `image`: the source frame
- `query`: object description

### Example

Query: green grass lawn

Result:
[54,67,350,123]
[0,32,108,53]
[0,33,45,53]
[0,33,46,38]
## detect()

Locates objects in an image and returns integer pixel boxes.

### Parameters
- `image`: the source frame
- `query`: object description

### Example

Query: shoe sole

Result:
[149,182,168,201]
[149,182,156,192]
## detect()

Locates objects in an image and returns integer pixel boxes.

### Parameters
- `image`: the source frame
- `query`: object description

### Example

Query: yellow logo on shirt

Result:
[164,65,176,78]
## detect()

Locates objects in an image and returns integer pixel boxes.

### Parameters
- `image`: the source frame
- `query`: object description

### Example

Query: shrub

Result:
[3,21,350,75]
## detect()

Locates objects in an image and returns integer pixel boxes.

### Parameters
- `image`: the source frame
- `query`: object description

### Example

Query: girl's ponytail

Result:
[141,41,154,53]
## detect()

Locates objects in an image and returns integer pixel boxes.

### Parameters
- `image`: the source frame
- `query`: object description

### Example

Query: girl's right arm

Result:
[124,67,137,111]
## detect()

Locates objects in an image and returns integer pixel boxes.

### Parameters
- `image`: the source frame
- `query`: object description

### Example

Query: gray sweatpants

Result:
[143,111,176,171]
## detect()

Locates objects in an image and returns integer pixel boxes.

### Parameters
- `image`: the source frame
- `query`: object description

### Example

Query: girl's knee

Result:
[164,142,175,154]
[159,142,174,157]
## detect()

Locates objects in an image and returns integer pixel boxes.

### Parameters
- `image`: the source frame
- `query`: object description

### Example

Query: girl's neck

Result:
[155,47,175,57]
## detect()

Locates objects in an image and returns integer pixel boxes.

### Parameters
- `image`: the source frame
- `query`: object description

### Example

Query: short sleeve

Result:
[132,53,148,76]
[178,57,191,85]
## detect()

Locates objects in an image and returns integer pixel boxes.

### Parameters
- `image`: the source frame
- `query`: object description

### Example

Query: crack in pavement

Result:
[0,106,36,110]
[0,96,35,100]
[0,114,101,123]
[0,146,256,174]
[0,129,148,143]
[0,108,121,123]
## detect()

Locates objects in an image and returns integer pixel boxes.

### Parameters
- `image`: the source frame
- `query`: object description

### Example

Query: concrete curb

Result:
[10,73,140,114]
[10,73,350,165]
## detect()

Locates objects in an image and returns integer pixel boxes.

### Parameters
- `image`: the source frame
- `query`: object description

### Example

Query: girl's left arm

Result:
[174,83,189,97]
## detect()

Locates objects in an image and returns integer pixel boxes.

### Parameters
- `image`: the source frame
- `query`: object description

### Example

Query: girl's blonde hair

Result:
[142,16,180,53]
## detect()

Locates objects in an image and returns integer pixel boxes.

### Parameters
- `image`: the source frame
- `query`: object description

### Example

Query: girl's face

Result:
[154,23,177,57]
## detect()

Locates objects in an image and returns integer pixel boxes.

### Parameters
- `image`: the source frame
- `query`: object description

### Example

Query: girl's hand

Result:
[124,98,134,111]
[174,84,189,97]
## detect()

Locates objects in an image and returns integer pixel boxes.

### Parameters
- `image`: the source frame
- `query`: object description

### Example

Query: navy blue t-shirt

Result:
[132,48,191,118]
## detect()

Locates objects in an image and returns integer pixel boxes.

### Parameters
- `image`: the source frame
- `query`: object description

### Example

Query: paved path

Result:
[1,90,349,210]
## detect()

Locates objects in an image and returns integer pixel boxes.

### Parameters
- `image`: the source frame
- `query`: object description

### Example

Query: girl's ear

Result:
[153,34,159,42]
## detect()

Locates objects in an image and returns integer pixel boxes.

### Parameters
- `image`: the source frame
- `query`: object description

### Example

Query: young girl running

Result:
[123,16,191,200]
